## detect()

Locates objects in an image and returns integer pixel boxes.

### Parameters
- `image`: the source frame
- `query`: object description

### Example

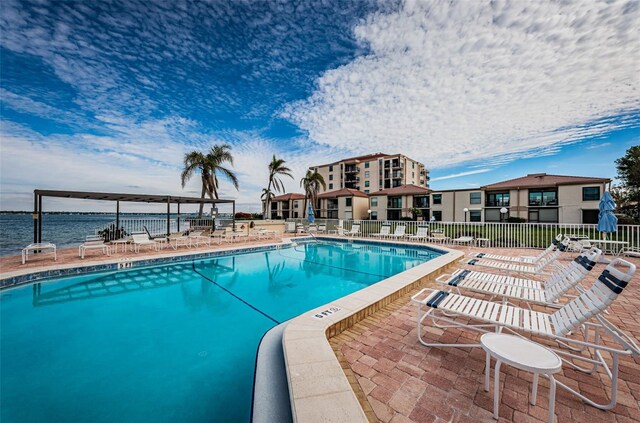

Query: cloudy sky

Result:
[1,0,638,212]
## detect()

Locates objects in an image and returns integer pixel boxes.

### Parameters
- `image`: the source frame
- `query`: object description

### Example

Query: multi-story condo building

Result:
[310,153,429,194]
[268,193,307,220]
[430,173,610,224]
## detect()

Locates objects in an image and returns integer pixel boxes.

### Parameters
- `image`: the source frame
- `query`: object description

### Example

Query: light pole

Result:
[463,207,469,223]
[367,209,372,220]
[500,207,508,223]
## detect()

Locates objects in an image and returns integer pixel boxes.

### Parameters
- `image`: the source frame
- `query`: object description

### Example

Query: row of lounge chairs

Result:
[342,224,471,244]
[411,234,639,412]
[77,228,282,258]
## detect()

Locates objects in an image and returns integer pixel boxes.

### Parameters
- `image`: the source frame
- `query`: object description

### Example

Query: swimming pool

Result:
[1,239,442,422]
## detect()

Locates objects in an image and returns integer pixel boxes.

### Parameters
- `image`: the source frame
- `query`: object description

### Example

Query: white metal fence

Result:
[286,218,640,249]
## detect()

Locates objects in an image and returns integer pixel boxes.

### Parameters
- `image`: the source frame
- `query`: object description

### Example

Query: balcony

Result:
[344,166,359,173]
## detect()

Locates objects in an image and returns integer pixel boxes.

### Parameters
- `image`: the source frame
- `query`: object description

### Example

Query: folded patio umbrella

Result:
[597,191,617,235]
[307,203,315,224]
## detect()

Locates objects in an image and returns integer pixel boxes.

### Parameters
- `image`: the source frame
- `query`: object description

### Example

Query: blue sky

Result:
[1,0,638,212]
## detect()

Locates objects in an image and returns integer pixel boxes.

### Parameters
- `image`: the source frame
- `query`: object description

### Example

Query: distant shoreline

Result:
[0,211,196,215]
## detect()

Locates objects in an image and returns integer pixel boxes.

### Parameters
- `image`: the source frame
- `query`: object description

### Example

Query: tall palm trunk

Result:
[198,179,206,217]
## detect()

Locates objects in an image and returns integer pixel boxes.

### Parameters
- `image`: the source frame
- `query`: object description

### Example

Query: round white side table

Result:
[481,333,562,423]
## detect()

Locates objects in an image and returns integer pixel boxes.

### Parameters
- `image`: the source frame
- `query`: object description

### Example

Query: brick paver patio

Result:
[330,248,640,423]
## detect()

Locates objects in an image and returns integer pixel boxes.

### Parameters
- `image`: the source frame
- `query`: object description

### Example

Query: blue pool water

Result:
[1,240,441,422]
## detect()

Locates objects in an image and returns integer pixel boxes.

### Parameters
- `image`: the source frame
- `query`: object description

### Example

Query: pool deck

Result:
[327,247,640,423]
[2,238,639,423]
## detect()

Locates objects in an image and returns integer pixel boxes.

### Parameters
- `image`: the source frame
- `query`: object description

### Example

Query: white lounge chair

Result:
[22,242,56,264]
[372,225,391,238]
[317,224,326,234]
[344,224,360,237]
[452,236,475,245]
[621,246,640,258]
[387,225,406,239]
[407,226,429,241]
[78,236,110,259]
[425,232,450,244]
[167,232,191,250]
[188,230,212,247]
[438,248,601,305]
[412,258,638,410]
[469,234,566,264]
[460,239,569,276]
[131,233,160,253]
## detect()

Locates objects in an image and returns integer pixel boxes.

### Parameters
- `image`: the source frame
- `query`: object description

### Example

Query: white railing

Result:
[94,217,237,240]
[286,218,640,249]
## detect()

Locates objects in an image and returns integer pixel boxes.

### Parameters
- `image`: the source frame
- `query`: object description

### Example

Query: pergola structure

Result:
[33,189,235,243]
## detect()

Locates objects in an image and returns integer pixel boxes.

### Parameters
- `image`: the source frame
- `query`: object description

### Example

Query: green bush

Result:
[507,217,526,223]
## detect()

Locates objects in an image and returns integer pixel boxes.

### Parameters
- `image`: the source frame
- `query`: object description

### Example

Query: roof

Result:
[481,173,610,190]
[317,188,369,199]
[271,193,305,201]
[313,152,390,168]
[34,189,234,204]
[370,184,432,196]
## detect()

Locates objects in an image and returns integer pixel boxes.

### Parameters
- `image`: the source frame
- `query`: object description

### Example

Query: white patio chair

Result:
[438,248,601,305]
[407,226,429,241]
[344,224,360,237]
[371,225,391,238]
[131,233,160,253]
[412,258,638,411]
[387,225,406,239]
[78,236,110,259]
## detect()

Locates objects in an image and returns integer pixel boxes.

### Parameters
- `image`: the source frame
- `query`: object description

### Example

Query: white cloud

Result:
[430,168,491,182]
[284,0,640,169]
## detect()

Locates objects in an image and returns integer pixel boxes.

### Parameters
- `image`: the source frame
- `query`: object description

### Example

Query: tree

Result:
[261,188,274,218]
[181,144,239,217]
[263,155,293,217]
[300,169,326,216]
[615,146,640,220]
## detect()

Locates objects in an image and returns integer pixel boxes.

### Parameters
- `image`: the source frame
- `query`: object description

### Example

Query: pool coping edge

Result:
[281,239,463,423]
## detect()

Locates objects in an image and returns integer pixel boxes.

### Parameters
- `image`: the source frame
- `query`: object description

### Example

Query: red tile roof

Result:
[370,184,431,196]
[271,193,305,201]
[482,173,610,190]
[317,188,369,199]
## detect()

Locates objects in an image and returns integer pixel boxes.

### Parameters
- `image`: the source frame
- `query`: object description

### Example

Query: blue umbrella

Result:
[597,191,617,234]
[307,203,315,224]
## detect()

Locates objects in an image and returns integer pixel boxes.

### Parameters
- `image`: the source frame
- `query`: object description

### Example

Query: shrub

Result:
[617,215,639,225]
[506,217,526,223]
[234,212,253,219]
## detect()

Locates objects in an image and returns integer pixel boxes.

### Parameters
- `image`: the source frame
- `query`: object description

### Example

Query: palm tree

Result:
[300,169,326,216]
[261,188,274,219]
[181,144,239,217]
[263,155,293,217]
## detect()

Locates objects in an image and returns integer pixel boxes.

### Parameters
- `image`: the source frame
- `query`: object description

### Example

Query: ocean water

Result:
[0,213,223,257]
[0,241,441,422]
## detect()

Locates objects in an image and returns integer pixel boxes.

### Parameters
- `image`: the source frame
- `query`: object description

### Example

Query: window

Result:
[370,197,378,207]
[328,183,333,190]
[470,192,481,204]
[529,189,557,206]
[414,195,429,208]
[364,180,370,187]
[469,210,482,222]
[364,162,370,168]
[370,211,378,220]
[529,208,558,223]
[388,196,402,208]
[582,209,598,224]
[486,192,510,207]
[328,165,333,172]
[294,202,298,208]
[582,187,600,201]
[432,210,442,221]
[432,194,442,205]
[364,171,370,178]
[329,174,333,181]
[364,189,369,193]
[345,197,352,207]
